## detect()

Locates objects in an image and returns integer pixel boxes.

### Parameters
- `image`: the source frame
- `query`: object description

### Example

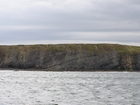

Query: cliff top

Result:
[0,44,140,55]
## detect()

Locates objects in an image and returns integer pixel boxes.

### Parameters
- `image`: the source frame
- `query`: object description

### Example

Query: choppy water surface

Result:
[0,71,139,105]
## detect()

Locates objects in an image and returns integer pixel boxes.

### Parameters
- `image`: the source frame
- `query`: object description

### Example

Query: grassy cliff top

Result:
[0,44,140,55]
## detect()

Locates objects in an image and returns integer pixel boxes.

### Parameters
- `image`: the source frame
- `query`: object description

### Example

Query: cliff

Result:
[0,44,140,71]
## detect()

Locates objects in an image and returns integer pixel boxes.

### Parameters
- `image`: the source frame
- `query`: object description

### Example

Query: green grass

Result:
[0,44,140,55]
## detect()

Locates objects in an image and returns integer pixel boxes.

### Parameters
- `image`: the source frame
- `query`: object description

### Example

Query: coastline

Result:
[0,44,140,71]
[0,68,139,72]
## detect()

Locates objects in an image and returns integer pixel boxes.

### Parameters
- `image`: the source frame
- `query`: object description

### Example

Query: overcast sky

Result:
[0,0,140,45]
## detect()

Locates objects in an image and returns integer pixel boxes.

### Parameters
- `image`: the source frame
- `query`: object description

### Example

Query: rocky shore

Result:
[0,44,140,71]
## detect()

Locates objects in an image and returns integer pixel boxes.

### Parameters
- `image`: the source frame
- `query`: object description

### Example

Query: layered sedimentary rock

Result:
[0,44,140,71]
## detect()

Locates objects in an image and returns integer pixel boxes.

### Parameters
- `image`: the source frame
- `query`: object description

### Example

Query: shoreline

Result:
[0,44,140,71]
[0,68,139,72]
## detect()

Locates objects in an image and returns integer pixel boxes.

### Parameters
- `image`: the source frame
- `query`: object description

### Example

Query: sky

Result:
[0,0,140,45]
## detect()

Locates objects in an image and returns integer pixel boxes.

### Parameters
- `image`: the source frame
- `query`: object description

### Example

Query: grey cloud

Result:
[0,0,140,45]
[126,0,140,4]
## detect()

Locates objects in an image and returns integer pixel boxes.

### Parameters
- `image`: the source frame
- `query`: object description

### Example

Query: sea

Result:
[0,70,139,105]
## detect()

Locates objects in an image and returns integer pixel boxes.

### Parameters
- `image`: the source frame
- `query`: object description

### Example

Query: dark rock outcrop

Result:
[0,44,140,71]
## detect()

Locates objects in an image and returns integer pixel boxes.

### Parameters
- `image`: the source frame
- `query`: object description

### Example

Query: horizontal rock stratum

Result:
[0,44,140,71]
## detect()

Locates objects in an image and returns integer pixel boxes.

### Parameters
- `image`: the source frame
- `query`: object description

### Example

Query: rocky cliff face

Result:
[0,44,140,71]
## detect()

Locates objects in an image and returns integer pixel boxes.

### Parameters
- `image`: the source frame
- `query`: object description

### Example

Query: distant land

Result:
[0,44,140,71]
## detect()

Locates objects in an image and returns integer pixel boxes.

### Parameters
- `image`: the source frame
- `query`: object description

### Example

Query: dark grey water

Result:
[0,71,139,105]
